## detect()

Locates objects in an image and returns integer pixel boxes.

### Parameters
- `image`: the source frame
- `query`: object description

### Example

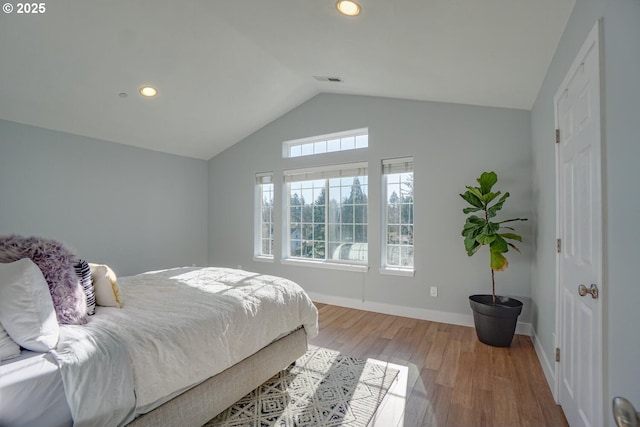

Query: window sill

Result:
[281,258,369,273]
[379,267,415,277]
[253,256,274,263]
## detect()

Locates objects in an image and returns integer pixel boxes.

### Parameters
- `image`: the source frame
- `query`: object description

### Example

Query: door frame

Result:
[553,19,605,425]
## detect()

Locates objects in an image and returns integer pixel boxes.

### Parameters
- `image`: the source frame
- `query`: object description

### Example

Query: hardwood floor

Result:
[308,303,568,427]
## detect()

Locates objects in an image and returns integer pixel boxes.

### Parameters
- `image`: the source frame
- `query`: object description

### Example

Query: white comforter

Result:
[51,267,319,427]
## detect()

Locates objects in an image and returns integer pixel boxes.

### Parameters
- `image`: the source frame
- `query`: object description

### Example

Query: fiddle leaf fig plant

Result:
[460,171,527,303]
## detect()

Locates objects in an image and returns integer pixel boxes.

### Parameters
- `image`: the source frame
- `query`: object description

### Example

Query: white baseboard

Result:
[531,327,558,402]
[308,292,532,336]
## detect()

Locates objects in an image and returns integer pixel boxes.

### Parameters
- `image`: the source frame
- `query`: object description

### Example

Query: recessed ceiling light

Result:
[336,0,361,16]
[139,86,158,97]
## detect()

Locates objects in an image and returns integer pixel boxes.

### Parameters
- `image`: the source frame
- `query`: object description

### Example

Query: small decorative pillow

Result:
[0,258,60,352]
[75,260,95,315]
[89,263,123,308]
[0,323,21,361]
[0,235,88,325]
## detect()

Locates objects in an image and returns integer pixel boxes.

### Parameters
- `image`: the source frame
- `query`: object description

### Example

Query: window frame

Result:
[283,128,368,159]
[282,162,369,272]
[381,157,415,276]
[254,172,275,261]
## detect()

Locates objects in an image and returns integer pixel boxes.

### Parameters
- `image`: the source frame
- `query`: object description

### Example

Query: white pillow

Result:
[0,323,21,361]
[0,258,59,352]
[89,263,123,308]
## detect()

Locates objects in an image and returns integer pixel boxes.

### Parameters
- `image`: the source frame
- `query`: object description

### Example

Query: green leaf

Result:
[464,187,485,204]
[467,215,485,224]
[462,218,484,228]
[484,222,500,234]
[462,217,485,238]
[464,237,480,256]
[481,191,501,205]
[500,233,522,242]
[460,191,483,209]
[490,235,508,253]
[476,234,496,245]
[507,242,522,253]
[490,250,508,271]
[497,217,528,224]
[487,192,509,218]
[477,171,497,194]
[462,206,482,214]
[462,229,482,239]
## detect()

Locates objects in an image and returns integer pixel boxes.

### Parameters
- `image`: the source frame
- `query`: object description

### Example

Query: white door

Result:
[555,21,603,427]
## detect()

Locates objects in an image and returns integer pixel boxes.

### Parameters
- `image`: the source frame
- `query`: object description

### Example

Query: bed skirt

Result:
[127,327,308,427]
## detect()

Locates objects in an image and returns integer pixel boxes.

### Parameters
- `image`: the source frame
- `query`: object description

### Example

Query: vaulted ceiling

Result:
[0,0,575,159]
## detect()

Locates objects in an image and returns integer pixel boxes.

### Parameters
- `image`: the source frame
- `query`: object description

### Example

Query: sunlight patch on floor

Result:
[366,359,410,427]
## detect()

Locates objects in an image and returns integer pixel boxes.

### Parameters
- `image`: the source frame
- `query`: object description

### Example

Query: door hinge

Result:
[556,129,560,144]
[557,238,561,253]
[555,347,561,362]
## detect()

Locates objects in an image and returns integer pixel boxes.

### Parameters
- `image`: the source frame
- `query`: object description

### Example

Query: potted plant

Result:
[460,171,528,347]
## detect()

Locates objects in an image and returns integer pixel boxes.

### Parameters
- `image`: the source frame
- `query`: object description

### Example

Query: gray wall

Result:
[0,119,209,276]
[209,93,533,321]
[531,0,640,423]
[530,0,605,387]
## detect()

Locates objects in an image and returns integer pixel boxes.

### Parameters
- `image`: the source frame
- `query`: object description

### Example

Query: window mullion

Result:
[324,179,329,261]
[286,183,291,258]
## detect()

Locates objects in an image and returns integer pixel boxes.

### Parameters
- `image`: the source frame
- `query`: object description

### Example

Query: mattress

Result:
[0,351,72,427]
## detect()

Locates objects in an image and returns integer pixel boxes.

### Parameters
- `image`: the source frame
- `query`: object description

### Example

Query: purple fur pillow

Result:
[0,235,88,325]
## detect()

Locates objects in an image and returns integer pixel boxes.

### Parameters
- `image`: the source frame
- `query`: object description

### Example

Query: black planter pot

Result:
[469,294,523,347]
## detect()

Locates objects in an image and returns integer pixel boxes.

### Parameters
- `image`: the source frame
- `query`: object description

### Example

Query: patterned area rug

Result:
[205,346,399,427]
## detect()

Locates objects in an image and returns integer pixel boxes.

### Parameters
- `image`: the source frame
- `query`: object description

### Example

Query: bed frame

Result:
[127,327,308,427]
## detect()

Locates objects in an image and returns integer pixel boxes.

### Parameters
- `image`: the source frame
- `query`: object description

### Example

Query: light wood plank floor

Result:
[308,303,568,427]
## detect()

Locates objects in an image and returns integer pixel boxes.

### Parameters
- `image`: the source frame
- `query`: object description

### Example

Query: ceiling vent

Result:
[313,76,343,83]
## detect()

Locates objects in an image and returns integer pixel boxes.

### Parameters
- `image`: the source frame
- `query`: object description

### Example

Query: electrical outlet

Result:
[430,286,438,297]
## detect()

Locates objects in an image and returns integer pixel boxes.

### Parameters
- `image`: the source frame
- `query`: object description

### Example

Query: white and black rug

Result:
[205,346,399,427]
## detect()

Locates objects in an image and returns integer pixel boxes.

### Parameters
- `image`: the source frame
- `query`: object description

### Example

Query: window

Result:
[284,128,368,158]
[284,162,368,267]
[256,173,274,258]
[382,158,414,271]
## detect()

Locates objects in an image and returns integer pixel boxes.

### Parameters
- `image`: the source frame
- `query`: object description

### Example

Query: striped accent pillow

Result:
[75,259,95,315]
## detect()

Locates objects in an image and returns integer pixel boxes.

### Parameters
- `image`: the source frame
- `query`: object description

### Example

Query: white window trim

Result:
[382,156,414,174]
[282,258,369,273]
[255,172,275,260]
[283,128,368,158]
[379,267,415,277]
[283,161,368,181]
[381,157,415,272]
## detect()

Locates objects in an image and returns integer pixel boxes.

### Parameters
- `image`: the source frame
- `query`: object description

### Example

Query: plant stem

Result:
[491,269,496,304]
[484,196,497,305]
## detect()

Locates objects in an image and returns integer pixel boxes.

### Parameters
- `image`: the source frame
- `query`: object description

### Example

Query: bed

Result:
[0,265,319,427]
